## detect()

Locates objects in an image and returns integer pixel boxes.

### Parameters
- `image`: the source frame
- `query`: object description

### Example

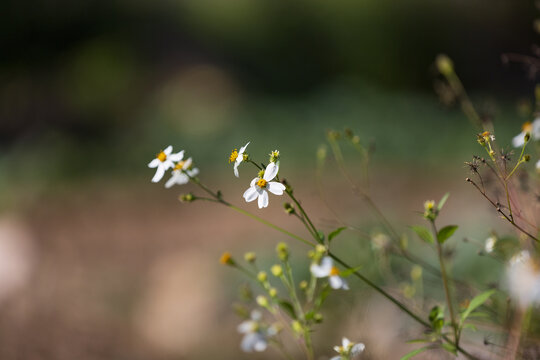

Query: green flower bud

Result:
[411,265,422,281]
[313,313,323,323]
[271,264,283,277]
[244,252,257,263]
[268,287,278,298]
[524,154,531,162]
[276,242,289,261]
[256,295,269,308]
[291,320,303,334]
[257,271,268,282]
[435,54,454,76]
[179,193,195,202]
[299,280,308,290]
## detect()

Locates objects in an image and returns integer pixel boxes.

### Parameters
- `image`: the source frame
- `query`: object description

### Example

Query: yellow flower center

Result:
[330,266,340,276]
[157,151,167,162]
[522,121,532,133]
[174,161,186,170]
[229,149,238,163]
[256,178,267,188]
[220,252,232,265]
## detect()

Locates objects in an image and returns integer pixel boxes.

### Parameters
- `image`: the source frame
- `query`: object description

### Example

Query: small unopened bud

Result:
[269,150,280,163]
[436,54,454,76]
[524,154,531,162]
[315,244,326,254]
[179,193,195,202]
[268,287,278,298]
[256,295,269,308]
[220,252,235,266]
[344,128,354,139]
[411,265,422,281]
[244,252,256,263]
[351,135,361,144]
[257,271,268,282]
[276,242,289,261]
[271,264,283,277]
[307,250,315,259]
[291,320,303,334]
[313,313,323,323]
[284,202,295,215]
[299,280,308,290]
[525,132,531,142]
[327,130,341,141]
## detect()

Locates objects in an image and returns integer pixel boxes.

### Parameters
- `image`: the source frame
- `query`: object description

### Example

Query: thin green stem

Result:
[430,220,459,347]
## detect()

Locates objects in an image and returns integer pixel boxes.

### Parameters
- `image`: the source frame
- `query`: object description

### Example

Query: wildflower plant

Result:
[147,49,540,360]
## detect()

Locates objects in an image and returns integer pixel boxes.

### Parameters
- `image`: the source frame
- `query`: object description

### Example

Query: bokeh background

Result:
[0,0,539,358]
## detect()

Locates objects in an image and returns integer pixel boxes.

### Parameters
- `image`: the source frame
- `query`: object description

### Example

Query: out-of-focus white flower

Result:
[243,162,285,209]
[229,141,250,177]
[512,119,540,147]
[536,159,540,172]
[484,236,496,254]
[330,337,365,360]
[237,310,277,352]
[148,146,184,183]
[507,250,540,308]
[165,157,199,188]
[310,256,349,290]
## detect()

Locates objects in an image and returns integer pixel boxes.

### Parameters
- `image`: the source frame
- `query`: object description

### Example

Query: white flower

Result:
[229,141,250,177]
[512,118,540,147]
[507,250,540,309]
[243,162,285,209]
[484,236,496,254]
[165,157,199,188]
[148,146,184,183]
[237,310,275,353]
[310,256,349,290]
[330,337,365,360]
[536,159,540,172]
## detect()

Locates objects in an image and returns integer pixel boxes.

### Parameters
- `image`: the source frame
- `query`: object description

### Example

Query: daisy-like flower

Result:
[165,157,199,188]
[237,310,277,352]
[507,250,540,309]
[229,141,250,177]
[512,118,540,147]
[148,146,184,183]
[331,337,365,360]
[310,256,349,290]
[243,162,285,209]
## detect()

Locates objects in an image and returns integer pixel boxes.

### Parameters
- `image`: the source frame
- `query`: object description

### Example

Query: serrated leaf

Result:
[400,347,429,360]
[410,225,434,244]
[437,193,450,211]
[278,300,296,319]
[460,289,495,324]
[437,225,458,244]
[328,227,347,243]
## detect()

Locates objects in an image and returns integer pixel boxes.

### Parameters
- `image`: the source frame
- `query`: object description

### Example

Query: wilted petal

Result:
[267,181,285,195]
[263,162,279,181]
[243,187,259,202]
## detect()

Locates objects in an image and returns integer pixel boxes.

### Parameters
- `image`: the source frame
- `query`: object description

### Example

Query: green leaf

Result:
[462,323,478,332]
[328,227,347,243]
[340,265,362,277]
[314,283,331,309]
[429,306,445,333]
[437,225,458,244]
[277,300,297,319]
[317,230,325,244]
[460,290,495,324]
[437,193,450,211]
[410,225,434,244]
[400,347,429,360]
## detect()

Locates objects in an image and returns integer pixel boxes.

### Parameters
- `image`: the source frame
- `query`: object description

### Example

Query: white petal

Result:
[243,187,258,202]
[333,346,341,354]
[151,165,166,183]
[330,276,344,289]
[239,141,250,155]
[241,333,258,352]
[148,158,160,168]
[238,321,253,334]
[351,343,365,355]
[250,177,258,187]
[183,157,192,169]
[342,338,351,347]
[165,173,178,188]
[253,338,267,352]
[310,257,333,278]
[512,131,526,148]
[267,181,285,195]
[163,145,173,155]
[162,160,174,170]
[234,162,240,177]
[258,190,269,208]
[188,168,199,177]
[263,162,278,181]
[251,310,262,321]
[341,278,349,290]
[536,160,540,170]
[533,118,540,139]
[169,150,184,162]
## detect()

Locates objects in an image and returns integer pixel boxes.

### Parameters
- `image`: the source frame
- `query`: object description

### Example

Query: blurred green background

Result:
[0,0,538,359]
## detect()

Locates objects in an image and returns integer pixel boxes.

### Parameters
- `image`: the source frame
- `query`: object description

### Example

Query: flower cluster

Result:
[148,145,199,186]
[331,337,365,360]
